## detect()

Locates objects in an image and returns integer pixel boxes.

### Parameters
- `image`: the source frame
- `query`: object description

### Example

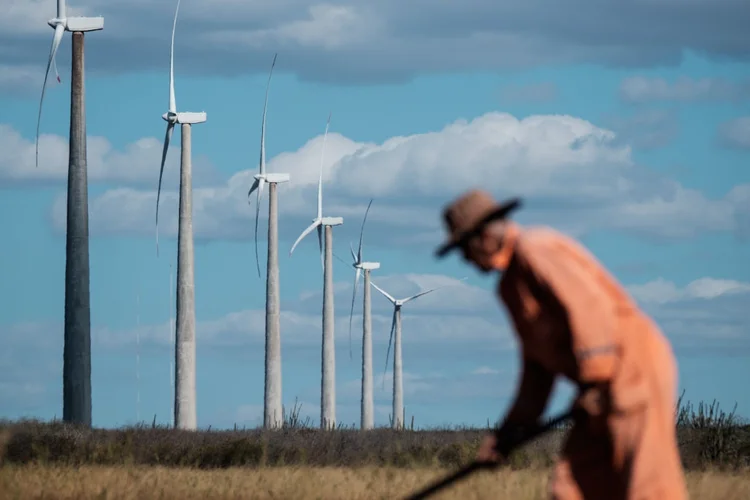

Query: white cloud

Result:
[628,277,750,305]
[89,272,512,349]
[208,5,383,51]
[627,277,750,351]
[619,76,750,103]
[1,0,748,87]
[46,112,749,243]
[472,366,500,375]
[0,123,220,188]
[8,273,746,357]
[718,116,750,150]
[0,64,43,95]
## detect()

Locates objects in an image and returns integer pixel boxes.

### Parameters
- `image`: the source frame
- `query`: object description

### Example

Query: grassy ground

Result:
[2,465,750,499]
[1,397,747,498]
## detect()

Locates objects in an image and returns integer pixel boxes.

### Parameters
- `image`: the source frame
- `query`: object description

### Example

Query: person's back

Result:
[503,225,687,499]
[434,190,688,500]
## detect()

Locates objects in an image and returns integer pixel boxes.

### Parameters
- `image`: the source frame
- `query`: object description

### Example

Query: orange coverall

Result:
[496,226,688,500]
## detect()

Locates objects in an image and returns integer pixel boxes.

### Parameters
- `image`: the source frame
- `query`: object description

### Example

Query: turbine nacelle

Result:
[48,16,105,32]
[355,262,380,271]
[255,173,290,184]
[172,111,207,125]
[321,216,343,227]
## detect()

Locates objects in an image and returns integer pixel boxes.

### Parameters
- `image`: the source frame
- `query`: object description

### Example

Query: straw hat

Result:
[434,189,522,259]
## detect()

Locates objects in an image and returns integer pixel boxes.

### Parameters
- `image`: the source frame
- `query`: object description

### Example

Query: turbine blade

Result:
[155,122,175,257]
[168,0,181,113]
[370,281,397,304]
[289,220,320,256]
[247,177,260,200]
[382,308,397,390]
[253,181,265,278]
[317,224,324,271]
[402,285,445,304]
[349,241,357,263]
[348,267,361,361]
[402,277,467,304]
[333,252,349,266]
[52,54,61,83]
[259,53,276,176]
[357,198,373,261]
[35,24,64,169]
[57,0,65,18]
[317,112,331,219]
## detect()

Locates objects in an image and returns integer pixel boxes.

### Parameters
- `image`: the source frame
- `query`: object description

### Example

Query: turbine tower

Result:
[248,53,290,430]
[136,291,141,424]
[347,199,379,430]
[155,0,207,431]
[290,114,343,430]
[371,279,463,429]
[35,0,104,427]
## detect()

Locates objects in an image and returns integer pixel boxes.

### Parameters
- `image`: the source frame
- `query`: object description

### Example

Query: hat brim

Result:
[434,198,522,259]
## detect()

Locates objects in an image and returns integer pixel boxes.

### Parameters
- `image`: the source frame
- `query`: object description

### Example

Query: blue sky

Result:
[0,0,748,429]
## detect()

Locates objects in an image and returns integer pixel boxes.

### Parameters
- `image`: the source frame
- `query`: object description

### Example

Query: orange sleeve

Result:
[501,351,555,426]
[521,232,619,383]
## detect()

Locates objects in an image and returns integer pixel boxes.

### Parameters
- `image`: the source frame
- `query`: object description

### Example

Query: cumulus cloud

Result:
[627,277,750,352]
[89,273,511,349]
[1,0,748,88]
[0,123,220,188]
[717,116,750,150]
[3,273,747,424]
[619,76,750,104]
[46,112,750,244]
[628,277,750,305]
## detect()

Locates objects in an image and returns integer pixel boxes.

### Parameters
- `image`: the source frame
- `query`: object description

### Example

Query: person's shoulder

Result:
[516,225,570,255]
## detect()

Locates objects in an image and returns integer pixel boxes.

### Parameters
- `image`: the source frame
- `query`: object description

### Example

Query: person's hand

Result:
[476,433,504,464]
[575,382,612,433]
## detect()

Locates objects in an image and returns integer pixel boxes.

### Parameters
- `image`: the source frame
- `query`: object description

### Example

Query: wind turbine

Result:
[248,53,290,430]
[289,114,343,430]
[35,0,104,428]
[347,199,379,430]
[136,291,141,424]
[154,0,206,431]
[371,279,465,429]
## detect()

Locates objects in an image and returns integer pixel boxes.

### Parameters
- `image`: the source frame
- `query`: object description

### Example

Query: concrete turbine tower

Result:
[35,0,104,428]
[155,0,207,431]
[371,279,465,429]
[289,114,343,430]
[248,53,290,430]
[347,199,379,430]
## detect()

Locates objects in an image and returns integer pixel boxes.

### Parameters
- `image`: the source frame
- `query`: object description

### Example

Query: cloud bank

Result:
[22,111,746,245]
[2,0,749,90]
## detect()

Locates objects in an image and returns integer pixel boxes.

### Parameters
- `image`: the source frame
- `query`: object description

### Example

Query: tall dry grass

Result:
[1,465,749,499]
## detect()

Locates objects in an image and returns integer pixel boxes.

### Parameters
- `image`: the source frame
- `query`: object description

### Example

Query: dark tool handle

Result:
[404,409,575,500]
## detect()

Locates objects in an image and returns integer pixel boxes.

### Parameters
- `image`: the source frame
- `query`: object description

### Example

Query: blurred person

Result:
[434,189,688,500]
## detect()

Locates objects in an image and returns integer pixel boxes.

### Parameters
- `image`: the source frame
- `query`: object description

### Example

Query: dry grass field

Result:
[1,465,750,499]
[1,397,748,499]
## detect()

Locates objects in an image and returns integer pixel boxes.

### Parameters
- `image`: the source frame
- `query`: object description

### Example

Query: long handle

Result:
[404,408,576,500]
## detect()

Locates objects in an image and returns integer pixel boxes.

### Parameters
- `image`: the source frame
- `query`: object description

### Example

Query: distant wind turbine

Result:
[347,199,379,430]
[154,0,206,431]
[248,53,290,430]
[136,291,141,424]
[371,278,466,429]
[289,114,343,430]
[35,0,104,428]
